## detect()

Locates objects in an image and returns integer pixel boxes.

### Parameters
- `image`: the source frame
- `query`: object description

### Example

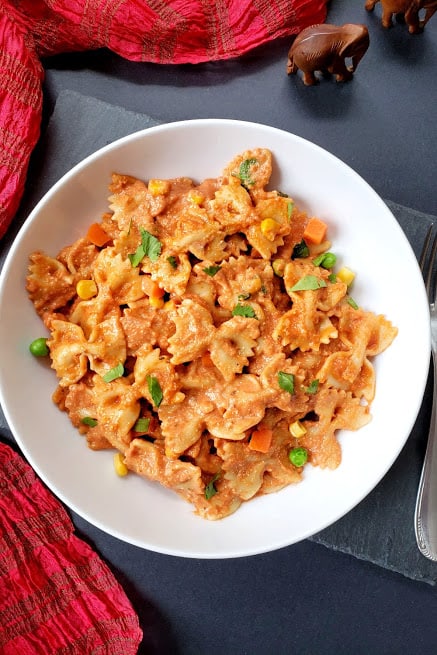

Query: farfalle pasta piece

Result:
[209,315,260,382]
[159,390,214,457]
[93,249,144,304]
[27,252,76,316]
[133,345,184,407]
[121,299,175,354]
[46,319,89,386]
[167,298,214,364]
[140,252,191,296]
[88,375,140,453]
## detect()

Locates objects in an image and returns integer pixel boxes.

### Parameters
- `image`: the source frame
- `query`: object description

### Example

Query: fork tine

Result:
[419,223,434,272]
[419,224,437,302]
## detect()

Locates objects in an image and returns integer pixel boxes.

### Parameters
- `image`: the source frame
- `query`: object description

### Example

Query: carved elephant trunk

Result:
[287,23,370,86]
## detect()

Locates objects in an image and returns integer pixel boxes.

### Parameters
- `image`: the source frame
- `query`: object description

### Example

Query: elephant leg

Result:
[405,5,422,32]
[365,0,379,10]
[287,57,297,75]
[332,57,353,82]
[302,70,318,86]
[381,7,394,27]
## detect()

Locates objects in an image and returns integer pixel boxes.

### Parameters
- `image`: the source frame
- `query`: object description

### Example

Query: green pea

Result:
[289,446,308,467]
[29,337,49,357]
[320,253,337,269]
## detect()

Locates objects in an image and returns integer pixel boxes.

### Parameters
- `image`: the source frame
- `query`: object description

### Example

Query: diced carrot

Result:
[303,217,328,245]
[149,281,165,299]
[201,352,215,368]
[248,427,273,453]
[86,222,111,247]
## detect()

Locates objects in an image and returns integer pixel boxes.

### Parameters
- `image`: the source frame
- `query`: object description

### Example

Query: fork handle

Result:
[415,355,437,560]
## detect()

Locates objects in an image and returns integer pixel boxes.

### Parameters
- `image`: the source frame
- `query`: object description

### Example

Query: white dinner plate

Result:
[0,119,430,557]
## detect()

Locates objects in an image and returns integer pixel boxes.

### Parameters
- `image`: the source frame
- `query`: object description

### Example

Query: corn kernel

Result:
[163,299,176,311]
[189,191,204,205]
[289,420,307,439]
[272,259,285,277]
[149,296,165,309]
[148,179,170,197]
[113,452,128,477]
[76,279,97,300]
[337,266,355,287]
[260,218,279,239]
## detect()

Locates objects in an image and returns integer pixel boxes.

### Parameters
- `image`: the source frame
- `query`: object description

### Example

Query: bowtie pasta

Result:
[27,149,397,520]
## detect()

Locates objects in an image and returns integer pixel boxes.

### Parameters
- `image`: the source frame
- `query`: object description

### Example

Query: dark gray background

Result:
[4,1,437,653]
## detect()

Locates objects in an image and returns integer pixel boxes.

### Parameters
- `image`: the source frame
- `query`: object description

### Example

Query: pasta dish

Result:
[26,149,397,520]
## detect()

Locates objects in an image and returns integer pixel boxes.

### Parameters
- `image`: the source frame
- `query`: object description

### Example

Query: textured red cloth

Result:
[0,443,143,654]
[0,0,328,240]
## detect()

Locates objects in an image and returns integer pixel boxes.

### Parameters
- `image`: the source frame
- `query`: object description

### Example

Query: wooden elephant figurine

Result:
[365,0,437,33]
[287,24,370,86]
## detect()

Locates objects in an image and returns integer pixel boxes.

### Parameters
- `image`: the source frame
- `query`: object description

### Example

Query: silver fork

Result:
[414,224,437,560]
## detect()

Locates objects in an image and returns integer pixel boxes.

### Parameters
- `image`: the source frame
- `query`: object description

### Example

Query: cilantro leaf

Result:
[128,229,162,266]
[276,191,289,198]
[233,158,257,189]
[287,201,294,219]
[232,304,257,319]
[347,297,359,310]
[328,273,337,283]
[291,239,309,260]
[305,379,319,395]
[167,255,178,269]
[128,244,145,267]
[141,228,161,262]
[147,374,163,407]
[205,472,220,500]
[238,293,251,301]
[133,417,151,433]
[290,275,327,292]
[203,265,221,277]
[102,362,124,383]
[278,371,295,395]
[81,417,98,427]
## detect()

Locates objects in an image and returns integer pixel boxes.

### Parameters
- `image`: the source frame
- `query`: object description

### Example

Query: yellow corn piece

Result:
[113,452,128,477]
[148,179,170,197]
[149,296,165,309]
[337,266,355,287]
[76,279,97,300]
[272,259,285,277]
[289,420,307,439]
[260,218,279,239]
[163,299,176,311]
[189,191,204,205]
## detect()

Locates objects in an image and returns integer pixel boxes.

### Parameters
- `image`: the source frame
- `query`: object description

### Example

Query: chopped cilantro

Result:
[305,380,319,395]
[287,201,294,219]
[167,255,178,269]
[147,374,163,407]
[278,371,295,395]
[128,228,161,266]
[102,362,124,383]
[276,191,289,197]
[205,472,220,500]
[233,157,257,189]
[232,304,257,319]
[203,265,221,277]
[347,297,359,310]
[81,417,98,427]
[328,273,337,283]
[291,239,310,259]
[238,292,251,301]
[290,275,327,292]
[133,417,151,433]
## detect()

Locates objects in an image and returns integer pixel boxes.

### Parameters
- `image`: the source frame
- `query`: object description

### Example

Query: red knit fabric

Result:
[0,0,328,239]
[0,443,143,654]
